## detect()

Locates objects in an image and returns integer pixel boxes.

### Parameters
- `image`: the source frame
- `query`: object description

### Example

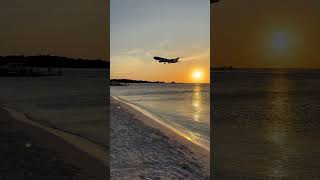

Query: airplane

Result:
[153,56,182,64]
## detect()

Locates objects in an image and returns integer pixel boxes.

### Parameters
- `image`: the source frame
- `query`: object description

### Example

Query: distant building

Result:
[0,63,33,75]
[0,62,61,76]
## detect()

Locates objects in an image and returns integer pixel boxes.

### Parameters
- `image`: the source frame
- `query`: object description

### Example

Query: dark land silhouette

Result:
[0,55,109,69]
[211,66,235,71]
[110,79,165,86]
[210,0,219,4]
[0,55,109,76]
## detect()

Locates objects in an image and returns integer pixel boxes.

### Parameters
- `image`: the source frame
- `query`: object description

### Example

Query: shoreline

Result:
[1,106,108,179]
[3,106,108,165]
[112,95,210,153]
[111,96,209,179]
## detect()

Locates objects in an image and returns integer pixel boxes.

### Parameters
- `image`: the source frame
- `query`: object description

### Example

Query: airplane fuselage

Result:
[154,56,180,64]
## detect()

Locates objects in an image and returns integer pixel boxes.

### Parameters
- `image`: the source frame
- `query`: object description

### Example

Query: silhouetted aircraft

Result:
[153,56,182,64]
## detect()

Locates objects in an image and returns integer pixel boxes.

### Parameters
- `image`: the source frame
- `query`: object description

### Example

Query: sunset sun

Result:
[192,70,203,81]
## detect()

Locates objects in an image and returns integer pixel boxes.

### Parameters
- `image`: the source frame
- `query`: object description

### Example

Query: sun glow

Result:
[192,70,203,82]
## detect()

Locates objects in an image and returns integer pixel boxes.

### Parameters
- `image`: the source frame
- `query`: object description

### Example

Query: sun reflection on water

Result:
[264,74,296,178]
[192,84,202,122]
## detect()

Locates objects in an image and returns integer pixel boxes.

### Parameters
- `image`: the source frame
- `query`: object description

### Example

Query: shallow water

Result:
[212,69,320,178]
[0,68,108,147]
[111,83,210,149]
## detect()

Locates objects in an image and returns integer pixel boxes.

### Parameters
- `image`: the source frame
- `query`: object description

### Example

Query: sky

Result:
[111,0,210,83]
[0,0,109,60]
[212,0,320,68]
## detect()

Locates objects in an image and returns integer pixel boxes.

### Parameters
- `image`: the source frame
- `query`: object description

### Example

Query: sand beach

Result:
[0,107,107,180]
[110,96,210,179]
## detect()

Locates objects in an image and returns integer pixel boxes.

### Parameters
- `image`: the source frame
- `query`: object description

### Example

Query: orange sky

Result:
[212,0,320,68]
[0,0,108,60]
[111,0,210,83]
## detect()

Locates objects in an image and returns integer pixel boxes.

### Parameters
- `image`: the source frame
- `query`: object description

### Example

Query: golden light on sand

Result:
[192,70,203,82]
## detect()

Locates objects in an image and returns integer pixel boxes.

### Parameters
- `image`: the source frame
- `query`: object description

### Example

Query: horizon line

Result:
[211,66,320,70]
[0,54,108,62]
[110,79,209,84]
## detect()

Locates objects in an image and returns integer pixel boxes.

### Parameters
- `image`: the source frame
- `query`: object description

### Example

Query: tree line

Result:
[0,55,109,68]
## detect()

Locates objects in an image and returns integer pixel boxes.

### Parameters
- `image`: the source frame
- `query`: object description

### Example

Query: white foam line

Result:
[112,96,210,152]
[3,107,108,166]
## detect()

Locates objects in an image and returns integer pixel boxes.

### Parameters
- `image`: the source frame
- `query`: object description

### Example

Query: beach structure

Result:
[0,63,33,76]
[0,62,62,76]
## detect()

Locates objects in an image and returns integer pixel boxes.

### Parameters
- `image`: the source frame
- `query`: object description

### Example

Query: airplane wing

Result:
[154,57,167,61]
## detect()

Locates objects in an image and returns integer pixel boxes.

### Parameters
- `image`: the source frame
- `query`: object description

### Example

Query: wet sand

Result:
[0,107,108,180]
[110,97,209,179]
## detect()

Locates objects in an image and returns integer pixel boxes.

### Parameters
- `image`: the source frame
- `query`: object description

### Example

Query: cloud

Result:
[182,49,210,62]
[110,54,155,78]
[159,39,169,47]
[125,49,157,58]
[126,49,143,55]
[121,48,210,64]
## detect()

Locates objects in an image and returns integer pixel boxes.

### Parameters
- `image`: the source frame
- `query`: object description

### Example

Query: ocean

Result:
[0,68,109,147]
[111,83,210,150]
[212,69,320,178]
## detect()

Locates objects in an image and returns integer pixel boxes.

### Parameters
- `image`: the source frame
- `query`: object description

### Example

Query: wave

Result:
[112,96,210,152]
[2,106,108,165]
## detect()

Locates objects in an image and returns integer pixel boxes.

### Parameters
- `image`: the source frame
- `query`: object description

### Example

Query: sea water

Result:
[111,83,210,150]
[212,69,320,178]
[0,68,108,147]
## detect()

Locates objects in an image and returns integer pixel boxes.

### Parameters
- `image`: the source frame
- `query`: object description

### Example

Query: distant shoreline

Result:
[111,79,166,84]
[211,67,320,71]
[110,79,210,85]
[0,55,109,69]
